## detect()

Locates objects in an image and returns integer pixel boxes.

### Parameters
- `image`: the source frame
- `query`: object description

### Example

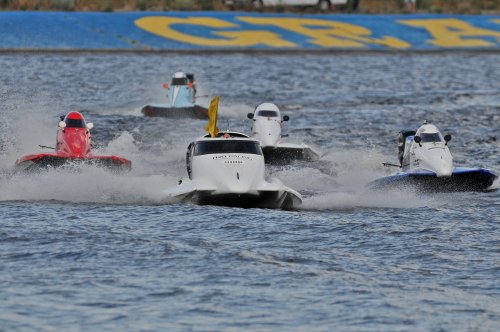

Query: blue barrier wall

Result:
[0,12,499,50]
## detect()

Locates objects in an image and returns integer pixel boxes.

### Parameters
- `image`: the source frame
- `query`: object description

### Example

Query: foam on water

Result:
[0,100,182,204]
[0,100,451,209]
[219,102,254,119]
[0,123,184,204]
[0,99,58,170]
[95,131,177,176]
[0,168,178,204]
[0,129,179,204]
[268,147,442,210]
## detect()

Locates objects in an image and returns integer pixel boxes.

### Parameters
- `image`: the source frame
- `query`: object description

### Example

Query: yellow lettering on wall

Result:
[399,18,500,47]
[238,17,410,49]
[135,17,296,47]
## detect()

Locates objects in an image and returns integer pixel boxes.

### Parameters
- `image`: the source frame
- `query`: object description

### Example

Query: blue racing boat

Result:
[369,121,497,192]
[142,72,208,118]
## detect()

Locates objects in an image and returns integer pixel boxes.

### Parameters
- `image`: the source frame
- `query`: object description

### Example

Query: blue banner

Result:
[0,12,499,50]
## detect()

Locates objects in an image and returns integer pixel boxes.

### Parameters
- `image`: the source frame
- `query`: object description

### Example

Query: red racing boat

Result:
[15,112,131,172]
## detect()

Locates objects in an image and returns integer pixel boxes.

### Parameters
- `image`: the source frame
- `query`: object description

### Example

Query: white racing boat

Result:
[369,121,498,192]
[164,97,302,210]
[247,103,319,164]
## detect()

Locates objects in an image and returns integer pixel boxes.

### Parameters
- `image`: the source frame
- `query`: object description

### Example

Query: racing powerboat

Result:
[142,72,208,118]
[15,112,131,172]
[164,97,302,209]
[369,121,497,192]
[165,131,302,209]
[247,103,319,164]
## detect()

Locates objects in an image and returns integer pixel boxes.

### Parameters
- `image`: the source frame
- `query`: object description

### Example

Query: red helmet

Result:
[65,111,84,120]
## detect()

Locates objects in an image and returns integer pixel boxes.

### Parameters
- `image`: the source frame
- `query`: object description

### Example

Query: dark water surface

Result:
[0,53,499,331]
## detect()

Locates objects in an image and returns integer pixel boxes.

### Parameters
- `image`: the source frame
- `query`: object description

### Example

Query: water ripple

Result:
[0,53,499,331]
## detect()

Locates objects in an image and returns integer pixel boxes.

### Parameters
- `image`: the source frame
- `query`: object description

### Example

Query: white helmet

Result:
[173,71,187,79]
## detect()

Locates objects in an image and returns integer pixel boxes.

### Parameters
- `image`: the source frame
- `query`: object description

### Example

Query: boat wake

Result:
[0,100,487,209]
[0,169,178,204]
[0,126,180,204]
[0,135,452,208]
[268,148,445,210]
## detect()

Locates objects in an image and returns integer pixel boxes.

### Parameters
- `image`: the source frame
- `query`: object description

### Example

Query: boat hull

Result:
[188,190,301,210]
[369,167,497,192]
[141,104,208,119]
[262,146,318,165]
[15,154,131,173]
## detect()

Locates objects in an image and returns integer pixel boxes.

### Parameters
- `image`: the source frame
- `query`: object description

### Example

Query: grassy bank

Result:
[0,0,498,13]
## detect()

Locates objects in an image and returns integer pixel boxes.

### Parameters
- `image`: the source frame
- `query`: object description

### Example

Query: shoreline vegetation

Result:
[0,0,498,14]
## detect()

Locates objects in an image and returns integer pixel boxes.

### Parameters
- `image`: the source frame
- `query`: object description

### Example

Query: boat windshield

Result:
[171,77,188,86]
[420,132,443,143]
[194,141,263,156]
[257,110,279,117]
[65,118,86,128]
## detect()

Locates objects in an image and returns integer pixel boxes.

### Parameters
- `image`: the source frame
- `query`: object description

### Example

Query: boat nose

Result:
[261,134,275,147]
[436,168,452,177]
[64,129,90,157]
[436,161,453,177]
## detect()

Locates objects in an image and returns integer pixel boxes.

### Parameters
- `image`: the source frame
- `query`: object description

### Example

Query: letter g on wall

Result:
[135,16,296,47]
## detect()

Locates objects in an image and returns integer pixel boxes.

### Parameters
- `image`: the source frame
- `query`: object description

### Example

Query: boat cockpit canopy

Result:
[256,110,279,117]
[171,77,188,86]
[65,118,86,128]
[194,140,263,156]
[419,132,444,143]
